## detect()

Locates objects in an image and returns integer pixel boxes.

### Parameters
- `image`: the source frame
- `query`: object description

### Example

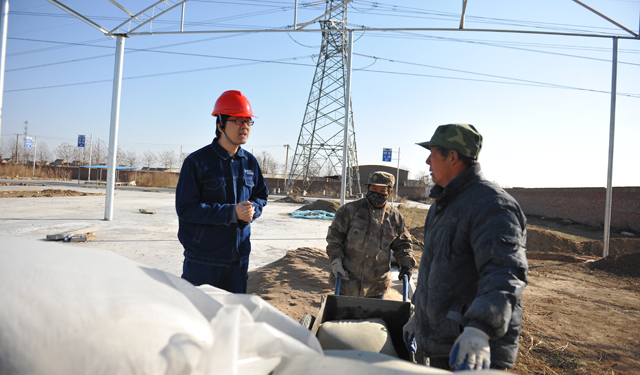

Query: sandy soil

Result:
[248,207,640,375]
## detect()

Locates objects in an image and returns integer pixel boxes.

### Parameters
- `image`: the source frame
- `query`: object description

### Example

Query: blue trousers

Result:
[181,259,249,294]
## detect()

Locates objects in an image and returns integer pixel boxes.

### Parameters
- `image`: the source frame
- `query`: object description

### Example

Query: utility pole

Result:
[14,133,18,164]
[88,134,93,181]
[395,147,400,201]
[0,0,9,150]
[32,137,36,176]
[283,144,290,192]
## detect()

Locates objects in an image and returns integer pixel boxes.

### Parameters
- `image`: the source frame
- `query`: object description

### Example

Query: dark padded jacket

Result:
[175,140,268,266]
[412,164,527,368]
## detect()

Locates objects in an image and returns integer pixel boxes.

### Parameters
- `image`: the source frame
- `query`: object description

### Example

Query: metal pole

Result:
[284,144,290,192]
[294,0,298,30]
[340,30,353,206]
[32,137,36,176]
[0,0,7,150]
[180,2,185,32]
[603,37,618,257]
[88,133,93,181]
[395,147,400,201]
[105,34,126,221]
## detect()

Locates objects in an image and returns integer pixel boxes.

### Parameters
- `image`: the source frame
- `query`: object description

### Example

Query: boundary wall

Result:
[506,187,640,233]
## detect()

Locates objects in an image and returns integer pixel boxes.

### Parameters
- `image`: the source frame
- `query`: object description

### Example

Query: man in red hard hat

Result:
[175,90,268,293]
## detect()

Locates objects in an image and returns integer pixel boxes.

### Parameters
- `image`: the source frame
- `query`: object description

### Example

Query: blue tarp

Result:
[290,210,335,220]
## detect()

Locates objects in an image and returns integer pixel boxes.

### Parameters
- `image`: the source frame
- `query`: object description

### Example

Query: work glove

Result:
[402,314,417,354]
[398,266,412,280]
[449,327,491,371]
[330,258,349,281]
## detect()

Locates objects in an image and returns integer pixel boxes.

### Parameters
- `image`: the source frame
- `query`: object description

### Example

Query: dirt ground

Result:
[0,188,103,198]
[4,189,639,373]
[248,204,640,375]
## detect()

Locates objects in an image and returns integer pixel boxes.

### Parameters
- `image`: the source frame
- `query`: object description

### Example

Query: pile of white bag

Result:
[0,237,320,375]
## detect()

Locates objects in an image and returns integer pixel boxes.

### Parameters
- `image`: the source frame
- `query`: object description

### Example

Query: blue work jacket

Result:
[412,164,528,369]
[175,140,268,266]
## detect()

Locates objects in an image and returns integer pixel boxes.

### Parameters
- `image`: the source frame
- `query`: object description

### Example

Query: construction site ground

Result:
[0,180,638,374]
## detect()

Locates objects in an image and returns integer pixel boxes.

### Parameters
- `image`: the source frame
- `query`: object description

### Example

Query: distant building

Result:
[357,165,409,187]
[52,159,67,167]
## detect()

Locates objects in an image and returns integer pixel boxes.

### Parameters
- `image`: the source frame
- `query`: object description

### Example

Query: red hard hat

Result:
[211,90,256,118]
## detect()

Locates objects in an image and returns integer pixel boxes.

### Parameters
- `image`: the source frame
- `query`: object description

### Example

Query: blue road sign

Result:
[25,138,32,148]
[78,135,85,148]
[382,148,392,162]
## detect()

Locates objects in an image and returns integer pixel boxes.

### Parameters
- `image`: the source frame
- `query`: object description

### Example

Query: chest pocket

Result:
[380,225,396,250]
[241,177,255,201]
[202,178,225,202]
[346,219,367,245]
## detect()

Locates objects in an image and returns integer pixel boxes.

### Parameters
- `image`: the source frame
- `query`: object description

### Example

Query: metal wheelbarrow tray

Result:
[306,294,412,361]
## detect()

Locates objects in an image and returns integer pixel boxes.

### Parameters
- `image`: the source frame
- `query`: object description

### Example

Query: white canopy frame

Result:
[0,0,637,256]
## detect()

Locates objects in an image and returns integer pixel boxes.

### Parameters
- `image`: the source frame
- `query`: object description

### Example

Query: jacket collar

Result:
[210,139,248,160]
[429,163,483,201]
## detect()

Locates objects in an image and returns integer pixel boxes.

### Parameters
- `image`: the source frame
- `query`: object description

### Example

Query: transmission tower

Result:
[286,1,361,196]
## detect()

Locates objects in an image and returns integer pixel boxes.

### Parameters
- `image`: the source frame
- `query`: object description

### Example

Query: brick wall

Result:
[264,177,428,200]
[506,187,640,233]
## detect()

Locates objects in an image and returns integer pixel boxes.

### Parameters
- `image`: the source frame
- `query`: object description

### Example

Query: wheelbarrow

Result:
[300,274,413,361]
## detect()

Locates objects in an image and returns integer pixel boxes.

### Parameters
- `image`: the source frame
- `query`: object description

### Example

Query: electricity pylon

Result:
[286,1,361,197]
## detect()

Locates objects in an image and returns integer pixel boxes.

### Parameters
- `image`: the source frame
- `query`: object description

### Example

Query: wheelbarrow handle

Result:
[403,275,409,302]
[335,273,341,296]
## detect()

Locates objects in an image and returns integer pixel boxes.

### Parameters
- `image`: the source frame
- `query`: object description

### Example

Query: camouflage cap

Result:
[367,171,395,187]
[416,123,483,160]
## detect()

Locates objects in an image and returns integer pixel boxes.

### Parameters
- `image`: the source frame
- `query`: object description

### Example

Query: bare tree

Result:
[0,138,10,159]
[92,139,108,165]
[2,137,27,163]
[256,151,279,174]
[413,170,432,186]
[37,142,52,163]
[54,142,76,162]
[142,150,156,169]
[117,147,127,166]
[158,150,178,170]
[124,149,137,167]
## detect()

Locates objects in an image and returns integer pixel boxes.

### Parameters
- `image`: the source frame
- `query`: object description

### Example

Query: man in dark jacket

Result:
[175,90,268,293]
[404,124,528,371]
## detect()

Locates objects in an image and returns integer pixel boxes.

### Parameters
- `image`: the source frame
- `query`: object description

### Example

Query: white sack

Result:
[0,236,322,375]
[316,318,399,357]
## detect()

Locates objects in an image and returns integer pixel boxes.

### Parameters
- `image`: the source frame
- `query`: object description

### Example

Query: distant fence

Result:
[506,187,640,233]
[264,177,428,201]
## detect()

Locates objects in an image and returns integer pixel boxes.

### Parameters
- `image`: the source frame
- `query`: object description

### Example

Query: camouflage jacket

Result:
[326,198,415,297]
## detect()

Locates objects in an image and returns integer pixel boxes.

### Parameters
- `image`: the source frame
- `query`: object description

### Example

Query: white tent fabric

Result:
[0,236,322,375]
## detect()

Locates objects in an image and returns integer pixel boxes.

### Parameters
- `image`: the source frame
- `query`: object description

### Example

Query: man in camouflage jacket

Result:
[326,171,416,298]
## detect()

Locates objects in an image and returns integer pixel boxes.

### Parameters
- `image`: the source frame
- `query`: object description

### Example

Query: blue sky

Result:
[1,0,639,188]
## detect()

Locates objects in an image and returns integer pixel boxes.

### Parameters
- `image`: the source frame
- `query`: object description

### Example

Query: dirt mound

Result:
[297,199,341,213]
[0,189,103,198]
[276,195,309,204]
[247,247,333,321]
[588,252,640,278]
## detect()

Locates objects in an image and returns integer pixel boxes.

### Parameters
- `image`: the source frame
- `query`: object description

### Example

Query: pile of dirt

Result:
[588,252,640,278]
[247,247,333,321]
[0,189,103,198]
[297,199,341,214]
[275,195,310,204]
